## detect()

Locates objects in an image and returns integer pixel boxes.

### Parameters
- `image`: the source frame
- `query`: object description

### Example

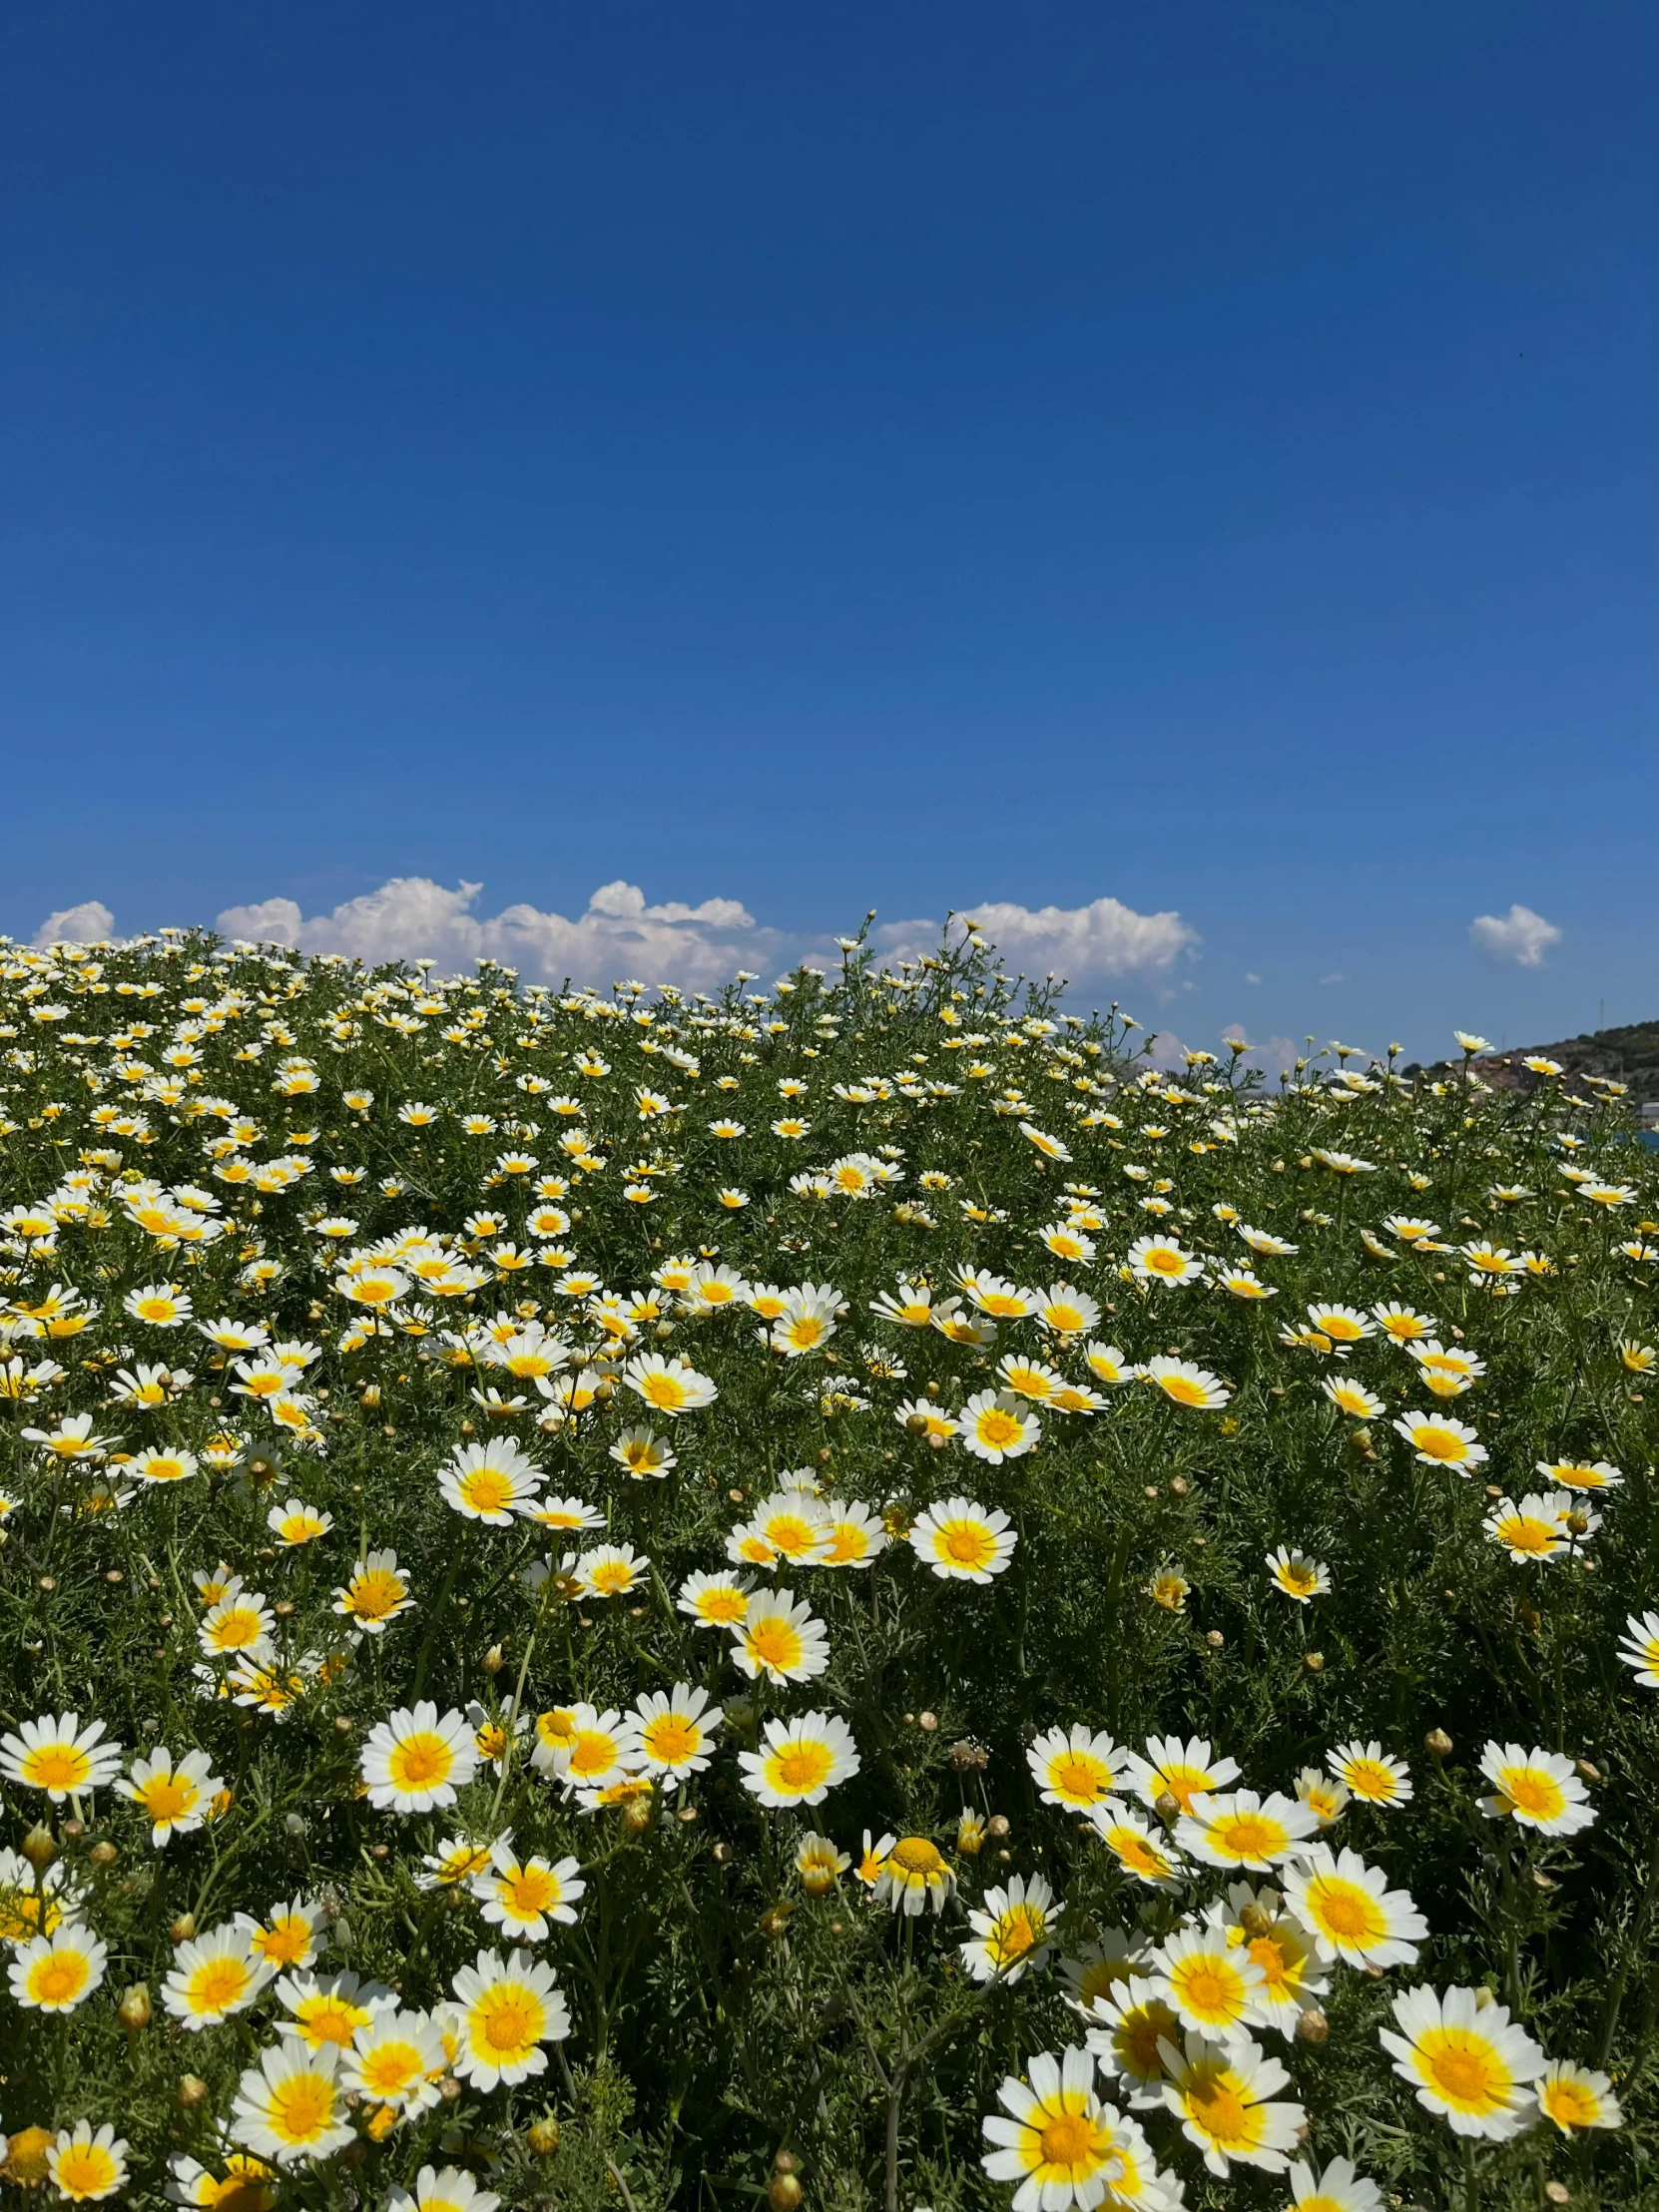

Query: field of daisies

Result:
[0,922,1654,2212]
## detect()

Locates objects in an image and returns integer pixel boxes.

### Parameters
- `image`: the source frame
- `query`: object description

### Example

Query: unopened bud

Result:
[117,1982,152,2034]
[21,1825,57,1873]
[621,1795,654,1837]
[359,1384,381,1407]
[176,2074,211,2109]
[985,1814,1010,1840]
[1168,1475,1189,1496]
[1154,1790,1181,1824]
[526,2118,561,2156]
[1474,1985,1495,2009]
[89,1840,118,1868]
[482,1644,506,1675]
[1295,2006,1329,2044]
[768,2176,804,2212]
[439,2075,463,2102]
[1304,1651,1325,1673]
[1206,1629,1225,1649]
[917,1711,938,1733]
[169,1913,197,1943]
[1424,1728,1453,1758]
[1576,1759,1602,1784]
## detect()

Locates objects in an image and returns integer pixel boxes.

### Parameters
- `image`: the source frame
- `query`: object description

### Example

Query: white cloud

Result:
[214,878,768,991]
[873,895,1198,986]
[1469,903,1562,969]
[33,900,116,949]
[28,878,1199,997]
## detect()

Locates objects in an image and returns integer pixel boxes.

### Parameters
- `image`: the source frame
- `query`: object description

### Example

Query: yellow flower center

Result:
[644,1716,699,1764]
[1185,2074,1253,2147]
[1422,2032,1504,2111]
[1037,2110,1099,2169]
[942,1522,994,1565]
[460,1468,515,1512]
[30,1951,89,2004]
[1413,1426,1466,1461]
[1176,1959,1238,2017]
[1160,1375,1210,1404]
[389,1734,452,1788]
[505,1869,557,1916]
[1309,1877,1382,1943]
[477,1984,540,2055]
[1215,1813,1283,1861]
[270,2072,336,2142]
[24,1745,89,1792]
[346,1570,405,1619]
[773,1742,832,1794]
[1541,2078,1599,2128]
[1501,1768,1565,1820]
[889,1837,943,1875]
[1050,1754,1107,1802]
[191,1956,252,2013]
[141,1774,196,1822]
[54,2147,120,2198]
[568,1732,618,1778]
[254,1919,312,1965]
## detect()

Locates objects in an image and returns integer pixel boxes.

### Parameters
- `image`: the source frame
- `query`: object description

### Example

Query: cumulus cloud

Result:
[28,878,1200,996]
[1469,903,1562,969]
[33,900,116,949]
[873,895,1198,986]
[214,878,769,991]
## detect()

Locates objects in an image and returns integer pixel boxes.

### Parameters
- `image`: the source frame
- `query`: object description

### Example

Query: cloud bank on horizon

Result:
[30,876,1204,997]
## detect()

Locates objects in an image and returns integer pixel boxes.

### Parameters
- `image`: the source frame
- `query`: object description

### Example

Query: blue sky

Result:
[2,3,1653,1062]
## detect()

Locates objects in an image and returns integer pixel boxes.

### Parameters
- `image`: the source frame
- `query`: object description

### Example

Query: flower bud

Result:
[482,1644,506,1675]
[985,1814,1010,1840]
[1295,2006,1329,2044]
[1205,1629,1225,1650]
[1304,1651,1325,1673]
[769,2176,804,2212]
[89,1840,118,1868]
[21,1825,57,1873]
[527,2118,561,2156]
[169,1913,197,1943]
[117,1982,152,2034]
[176,2074,211,2109]
[1424,1728,1453,1758]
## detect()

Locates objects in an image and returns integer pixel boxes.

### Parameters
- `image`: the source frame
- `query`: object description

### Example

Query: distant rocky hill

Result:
[1407,1019,1659,1106]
